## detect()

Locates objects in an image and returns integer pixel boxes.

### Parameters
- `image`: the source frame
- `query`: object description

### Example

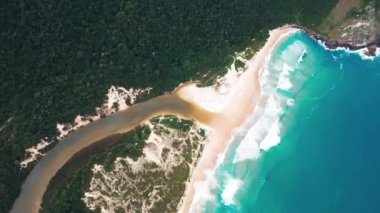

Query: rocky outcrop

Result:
[291,24,378,56]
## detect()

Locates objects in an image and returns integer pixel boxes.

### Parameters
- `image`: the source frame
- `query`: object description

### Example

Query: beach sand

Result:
[177,26,299,213]
[11,25,298,213]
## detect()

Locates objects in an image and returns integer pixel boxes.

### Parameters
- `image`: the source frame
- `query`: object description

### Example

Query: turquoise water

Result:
[204,32,380,213]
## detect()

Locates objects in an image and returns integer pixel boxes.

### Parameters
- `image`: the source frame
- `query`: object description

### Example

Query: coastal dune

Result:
[11,26,298,213]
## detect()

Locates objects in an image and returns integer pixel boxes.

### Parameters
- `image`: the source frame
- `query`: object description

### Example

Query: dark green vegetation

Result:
[41,117,204,213]
[1,0,337,211]
[41,125,150,213]
[151,117,194,132]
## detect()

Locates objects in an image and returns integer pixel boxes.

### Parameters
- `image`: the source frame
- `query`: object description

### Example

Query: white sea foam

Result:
[317,39,380,61]
[259,119,281,151]
[189,29,378,212]
[350,48,378,61]
[233,37,307,164]
[189,169,218,213]
[188,132,242,212]
[297,49,307,64]
[277,63,294,90]
[221,178,243,206]
[233,123,262,163]
[233,95,283,163]
[186,28,306,212]
[287,98,295,106]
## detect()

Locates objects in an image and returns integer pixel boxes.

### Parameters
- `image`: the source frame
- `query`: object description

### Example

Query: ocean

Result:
[201,32,380,213]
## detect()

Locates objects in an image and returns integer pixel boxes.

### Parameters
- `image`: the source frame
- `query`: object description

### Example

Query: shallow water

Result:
[204,32,380,213]
[12,29,380,213]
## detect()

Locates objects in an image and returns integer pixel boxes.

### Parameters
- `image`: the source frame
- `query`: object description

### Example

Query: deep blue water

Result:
[203,32,380,213]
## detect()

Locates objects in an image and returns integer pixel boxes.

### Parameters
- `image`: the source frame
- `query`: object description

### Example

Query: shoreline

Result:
[11,24,378,213]
[290,24,379,55]
[178,24,380,212]
[178,26,300,213]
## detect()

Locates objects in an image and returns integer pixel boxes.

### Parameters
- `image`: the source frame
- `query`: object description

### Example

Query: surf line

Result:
[11,25,299,213]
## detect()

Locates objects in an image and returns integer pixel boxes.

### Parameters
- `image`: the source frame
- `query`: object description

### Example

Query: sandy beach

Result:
[11,25,298,213]
[178,26,299,212]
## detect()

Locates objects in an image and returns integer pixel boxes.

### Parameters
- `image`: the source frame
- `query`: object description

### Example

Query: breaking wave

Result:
[188,32,316,211]
[233,34,308,164]
[221,177,243,206]
[201,30,380,212]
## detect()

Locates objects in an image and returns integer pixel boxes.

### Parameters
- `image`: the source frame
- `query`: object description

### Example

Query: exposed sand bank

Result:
[11,25,298,213]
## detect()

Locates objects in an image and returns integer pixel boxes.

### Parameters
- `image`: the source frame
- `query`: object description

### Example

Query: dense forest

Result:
[40,117,204,212]
[0,0,338,211]
[41,126,150,213]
